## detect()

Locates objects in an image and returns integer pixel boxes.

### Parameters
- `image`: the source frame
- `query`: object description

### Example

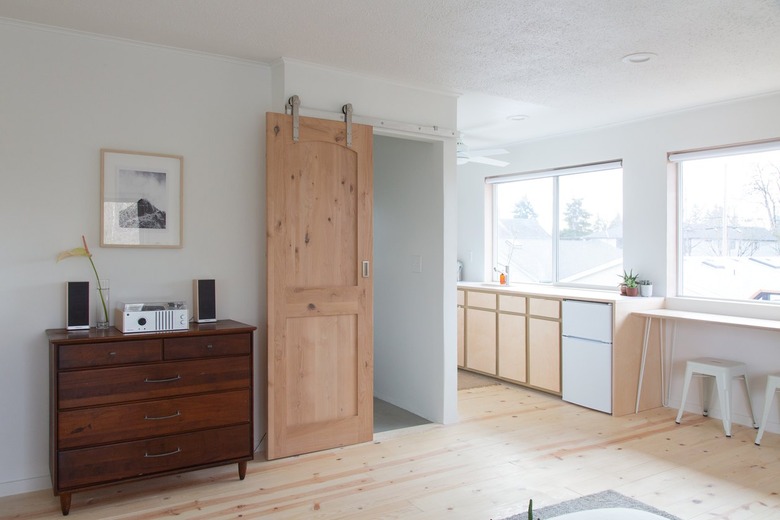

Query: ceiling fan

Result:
[456,136,509,167]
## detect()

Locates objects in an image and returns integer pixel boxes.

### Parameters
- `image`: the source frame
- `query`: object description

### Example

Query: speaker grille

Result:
[155,310,176,331]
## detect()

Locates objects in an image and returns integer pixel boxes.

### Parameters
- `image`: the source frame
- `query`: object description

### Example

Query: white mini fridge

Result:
[561,300,613,413]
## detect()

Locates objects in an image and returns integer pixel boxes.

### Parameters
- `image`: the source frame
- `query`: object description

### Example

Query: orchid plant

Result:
[57,235,108,326]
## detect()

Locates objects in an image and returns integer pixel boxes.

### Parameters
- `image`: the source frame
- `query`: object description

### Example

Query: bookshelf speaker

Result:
[66,281,90,330]
[194,279,216,323]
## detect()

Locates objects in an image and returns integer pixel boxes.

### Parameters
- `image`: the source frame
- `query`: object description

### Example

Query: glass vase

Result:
[95,279,110,329]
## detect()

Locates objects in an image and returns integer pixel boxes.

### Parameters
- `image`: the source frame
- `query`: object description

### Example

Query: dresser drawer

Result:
[58,389,250,449]
[58,339,162,369]
[58,357,250,409]
[164,333,251,360]
[57,424,251,490]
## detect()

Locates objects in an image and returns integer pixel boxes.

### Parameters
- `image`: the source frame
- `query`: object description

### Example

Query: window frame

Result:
[486,160,623,289]
[670,139,780,305]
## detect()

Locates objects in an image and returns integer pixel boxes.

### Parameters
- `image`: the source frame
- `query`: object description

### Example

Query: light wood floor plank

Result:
[2,382,779,519]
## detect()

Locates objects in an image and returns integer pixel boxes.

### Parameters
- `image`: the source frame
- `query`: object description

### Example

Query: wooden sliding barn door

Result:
[266,111,373,460]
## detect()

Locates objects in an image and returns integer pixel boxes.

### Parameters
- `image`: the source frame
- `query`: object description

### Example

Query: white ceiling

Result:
[2,0,780,149]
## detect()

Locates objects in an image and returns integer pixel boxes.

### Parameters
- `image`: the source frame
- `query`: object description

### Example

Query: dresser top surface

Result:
[46,319,256,343]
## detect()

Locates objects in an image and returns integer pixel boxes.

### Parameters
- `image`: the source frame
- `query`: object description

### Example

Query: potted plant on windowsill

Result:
[618,269,640,296]
[639,279,653,297]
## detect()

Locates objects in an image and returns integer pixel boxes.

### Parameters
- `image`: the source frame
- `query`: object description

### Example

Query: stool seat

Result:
[755,374,780,445]
[675,357,757,437]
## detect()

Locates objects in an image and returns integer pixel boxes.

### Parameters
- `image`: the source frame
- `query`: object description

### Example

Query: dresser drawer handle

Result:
[144,410,181,421]
[144,447,181,458]
[206,344,214,350]
[144,375,181,383]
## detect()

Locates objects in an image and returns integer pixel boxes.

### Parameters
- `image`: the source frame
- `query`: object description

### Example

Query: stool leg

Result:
[676,365,694,425]
[718,374,732,437]
[740,374,759,429]
[702,374,715,417]
[755,383,777,446]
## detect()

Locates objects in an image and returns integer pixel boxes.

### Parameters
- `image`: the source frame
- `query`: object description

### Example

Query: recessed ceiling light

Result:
[622,52,657,64]
[507,114,529,121]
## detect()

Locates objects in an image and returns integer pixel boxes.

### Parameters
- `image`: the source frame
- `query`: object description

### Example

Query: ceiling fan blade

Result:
[468,156,509,167]
[468,148,509,158]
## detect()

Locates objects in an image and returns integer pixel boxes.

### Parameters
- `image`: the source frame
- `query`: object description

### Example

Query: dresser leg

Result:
[238,460,247,480]
[59,493,72,515]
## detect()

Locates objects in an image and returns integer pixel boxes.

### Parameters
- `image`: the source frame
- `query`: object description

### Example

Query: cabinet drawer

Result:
[58,389,250,449]
[164,333,251,360]
[467,291,497,310]
[57,424,251,490]
[457,289,465,306]
[528,297,560,319]
[58,357,250,409]
[58,340,162,369]
[499,294,526,314]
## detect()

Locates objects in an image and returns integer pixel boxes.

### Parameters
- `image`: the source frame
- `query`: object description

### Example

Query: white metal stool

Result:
[755,374,780,445]
[675,357,757,437]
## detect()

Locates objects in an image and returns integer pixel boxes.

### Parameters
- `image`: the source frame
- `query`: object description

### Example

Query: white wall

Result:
[458,91,780,433]
[0,22,460,497]
[0,21,270,496]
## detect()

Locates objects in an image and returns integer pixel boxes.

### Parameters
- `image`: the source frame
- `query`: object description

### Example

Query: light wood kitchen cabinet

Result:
[466,302,497,375]
[458,284,664,415]
[457,290,465,367]
[528,316,561,393]
[497,294,526,383]
[527,297,561,393]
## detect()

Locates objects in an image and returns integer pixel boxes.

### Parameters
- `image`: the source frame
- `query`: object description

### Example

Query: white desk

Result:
[632,309,780,413]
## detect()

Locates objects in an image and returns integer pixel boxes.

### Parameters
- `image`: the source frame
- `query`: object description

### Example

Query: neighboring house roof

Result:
[584,220,623,239]
[683,256,780,300]
[683,223,777,241]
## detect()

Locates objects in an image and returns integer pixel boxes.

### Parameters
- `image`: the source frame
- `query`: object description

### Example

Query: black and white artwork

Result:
[117,169,167,229]
[101,150,183,248]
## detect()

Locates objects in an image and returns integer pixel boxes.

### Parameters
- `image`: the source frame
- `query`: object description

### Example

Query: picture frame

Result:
[100,149,183,248]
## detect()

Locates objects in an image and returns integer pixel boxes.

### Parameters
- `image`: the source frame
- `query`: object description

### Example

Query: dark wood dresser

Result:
[47,320,256,515]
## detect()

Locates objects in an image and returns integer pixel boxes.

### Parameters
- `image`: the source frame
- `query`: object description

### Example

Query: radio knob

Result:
[138,317,147,326]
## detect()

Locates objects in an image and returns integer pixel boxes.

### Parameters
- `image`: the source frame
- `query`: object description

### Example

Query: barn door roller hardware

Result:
[286,96,354,147]
[342,103,353,147]
[284,95,456,141]
[287,95,301,142]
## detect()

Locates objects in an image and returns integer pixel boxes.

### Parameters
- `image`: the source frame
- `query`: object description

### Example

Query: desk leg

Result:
[636,316,652,413]
[659,318,665,406]
[666,321,677,406]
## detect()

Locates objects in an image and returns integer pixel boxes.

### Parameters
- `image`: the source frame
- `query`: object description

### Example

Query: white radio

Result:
[116,301,189,333]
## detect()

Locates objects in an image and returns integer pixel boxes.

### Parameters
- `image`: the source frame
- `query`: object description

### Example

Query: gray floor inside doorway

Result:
[373,398,430,433]
[372,370,502,433]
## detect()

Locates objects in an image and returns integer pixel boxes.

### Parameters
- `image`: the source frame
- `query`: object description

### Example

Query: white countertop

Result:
[457,281,658,303]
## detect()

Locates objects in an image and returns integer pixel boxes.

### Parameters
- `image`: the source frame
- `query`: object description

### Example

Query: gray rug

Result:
[501,490,681,520]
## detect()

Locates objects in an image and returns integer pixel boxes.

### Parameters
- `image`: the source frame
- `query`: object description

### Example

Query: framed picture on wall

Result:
[100,149,183,248]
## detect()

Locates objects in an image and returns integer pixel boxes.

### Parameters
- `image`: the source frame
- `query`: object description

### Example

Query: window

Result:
[487,161,623,287]
[672,141,780,303]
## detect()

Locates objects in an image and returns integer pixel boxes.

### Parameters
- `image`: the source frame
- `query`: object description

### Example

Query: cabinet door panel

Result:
[528,317,560,392]
[498,313,526,383]
[457,306,465,367]
[465,308,496,375]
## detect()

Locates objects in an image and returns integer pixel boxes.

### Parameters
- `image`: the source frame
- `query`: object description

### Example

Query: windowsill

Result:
[665,296,780,321]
